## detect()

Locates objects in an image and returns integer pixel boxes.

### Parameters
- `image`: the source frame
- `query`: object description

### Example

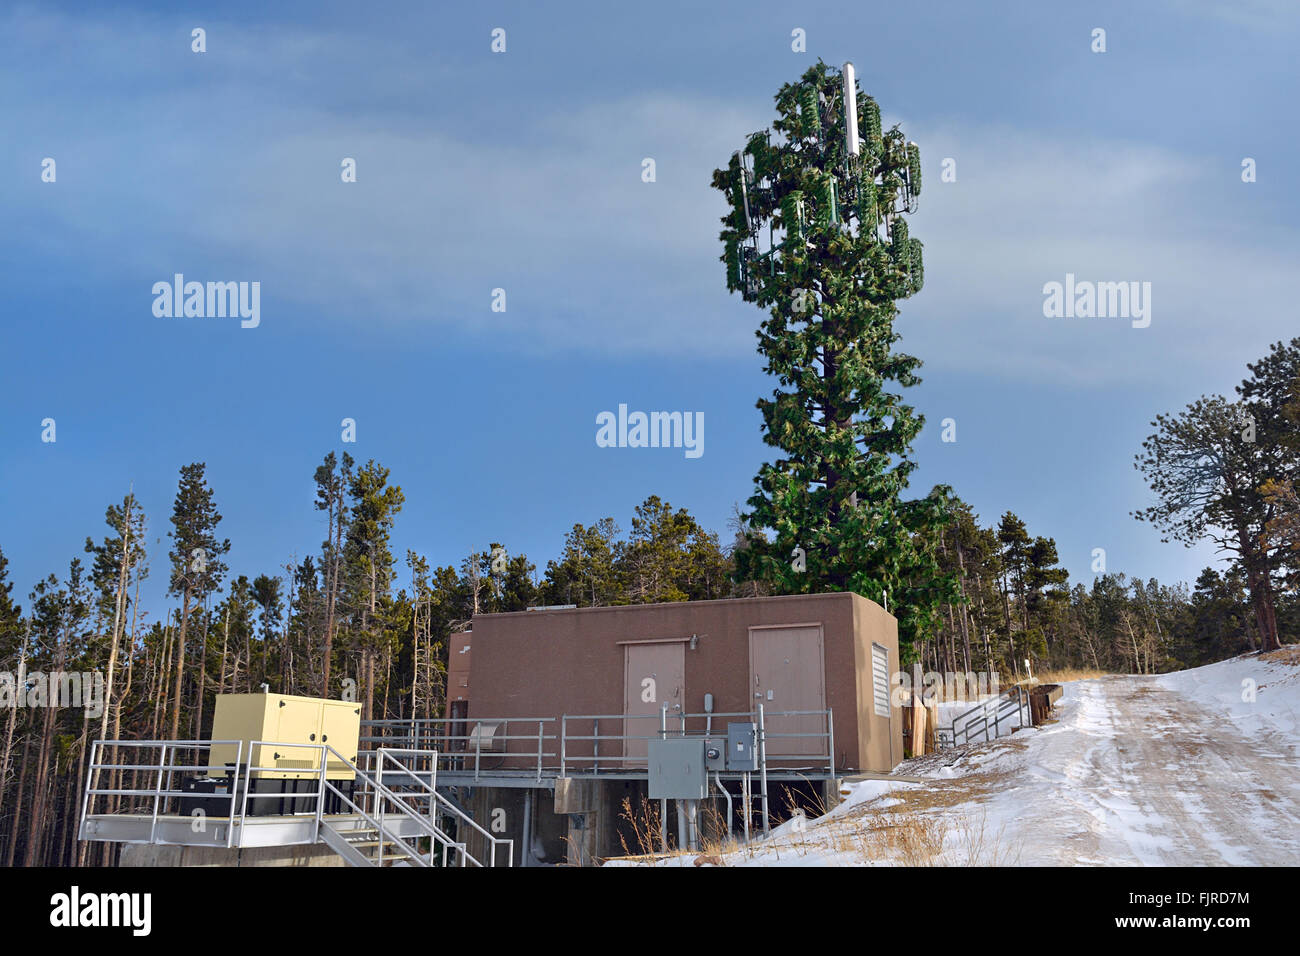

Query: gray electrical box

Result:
[648,737,707,800]
[726,722,758,772]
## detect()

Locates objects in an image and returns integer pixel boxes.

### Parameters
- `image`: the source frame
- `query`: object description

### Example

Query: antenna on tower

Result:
[733,150,754,234]
[842,62,860,157]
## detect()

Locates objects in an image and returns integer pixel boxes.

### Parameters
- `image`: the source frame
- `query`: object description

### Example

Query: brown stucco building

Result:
[459,591,902,773]
[434,592,904,865]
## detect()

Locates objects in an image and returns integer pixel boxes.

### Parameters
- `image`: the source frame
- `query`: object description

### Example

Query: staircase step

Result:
[319,823,376,867]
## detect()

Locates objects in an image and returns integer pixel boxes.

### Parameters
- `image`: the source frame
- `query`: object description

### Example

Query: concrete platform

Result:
[120,843,345,867]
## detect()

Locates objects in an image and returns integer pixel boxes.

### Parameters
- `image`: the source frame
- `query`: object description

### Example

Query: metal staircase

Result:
[78,739,513,867]
[318,817,399,866]
[318,745,513,867]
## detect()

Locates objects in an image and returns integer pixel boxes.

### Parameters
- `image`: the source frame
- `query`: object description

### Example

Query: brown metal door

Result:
[623,642,685,763]
[749,625,826,759]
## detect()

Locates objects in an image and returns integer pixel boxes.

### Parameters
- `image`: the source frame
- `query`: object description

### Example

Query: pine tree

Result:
[1026,536,1069,661]
[251,574,284,687]
[711,61,952,660]
[165,463,230,740]
[214,577,258,693]
[1134,396,1281,651]
[0,547,25,835]
[83,493,147,744]
[314,451,354,696]
[541,520,624,607]
[995,513,1031,670]
[341,459,404,716]
[1239,338,1300,596]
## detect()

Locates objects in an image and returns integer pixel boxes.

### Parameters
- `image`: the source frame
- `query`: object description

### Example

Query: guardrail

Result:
[558,708,834,776]
[369,747,513,867]
[363,717,558,782]
[936,686,1030,749]
[79,738,511,866]
[364,707,836,778]
[81,739,246,847]
[320,744,492,867]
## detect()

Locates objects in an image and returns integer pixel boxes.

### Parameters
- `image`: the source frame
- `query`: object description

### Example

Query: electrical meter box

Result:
[704,739,726,772]
[648,737,707,800]
[726,722,758,772]
[209,693,361,781]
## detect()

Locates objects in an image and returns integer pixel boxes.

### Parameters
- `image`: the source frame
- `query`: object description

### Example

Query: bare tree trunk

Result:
[383,649,392,720]
[323,489,344,696]
[194,605,210,737]
[5,733,31,866]
[283,562,297,693]
[99,495,133,746]
[244,617,253,692]
[73,720,90,866]
[410,580,421,720]
[169,590,192,741]
[1237,525,1281,652]
[104,571,139,866]
[364,651,375,723]
[25,615,69,866]
[0,628,28,822]
[218,606,231,697]
[81,497,135,868]
[153,619,174,741]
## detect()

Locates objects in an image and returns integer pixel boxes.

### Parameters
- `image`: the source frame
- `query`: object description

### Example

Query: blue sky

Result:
[1,1,1296,622]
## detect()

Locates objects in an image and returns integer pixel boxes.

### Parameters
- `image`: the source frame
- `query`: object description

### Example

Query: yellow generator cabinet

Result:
[209,693,361,781]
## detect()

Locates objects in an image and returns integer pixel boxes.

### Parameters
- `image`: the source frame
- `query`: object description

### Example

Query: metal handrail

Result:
[557,709,835,776]
[362,718,560,782]
[938,685,1030,748]
[320,779,433,868]
[317,749,454,868]
[361,717,557,746]
[321,743,492,867]
[77,736,498,866]
[375,747,514,866]
[79,739,245,849]
[365,710,837,778]
[371,748,462,862]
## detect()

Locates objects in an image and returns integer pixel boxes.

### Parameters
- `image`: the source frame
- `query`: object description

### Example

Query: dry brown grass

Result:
[605,766,1027,867]
[852,812,946,865]
[611,795,745,866]
[951,809,1022,866]
[1263,645,1300,667]
[841,800,1022,866]
[1024,666,1110,684]
[616,795,664,863]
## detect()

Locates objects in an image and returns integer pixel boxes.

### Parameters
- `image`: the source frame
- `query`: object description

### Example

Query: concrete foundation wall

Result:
[119,843,344,867]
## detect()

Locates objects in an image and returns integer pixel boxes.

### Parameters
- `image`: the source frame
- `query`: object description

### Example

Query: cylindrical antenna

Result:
[842,62,860,157]
[733,149,754,234]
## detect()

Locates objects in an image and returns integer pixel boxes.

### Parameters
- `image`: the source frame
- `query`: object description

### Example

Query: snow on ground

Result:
[1156,647,1300,744]
[609,648,1300,866]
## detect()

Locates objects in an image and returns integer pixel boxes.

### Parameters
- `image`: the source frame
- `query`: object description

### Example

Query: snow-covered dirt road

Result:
[621,649,1300,866]
[930,666,1300,865]
[889,649,1300,865]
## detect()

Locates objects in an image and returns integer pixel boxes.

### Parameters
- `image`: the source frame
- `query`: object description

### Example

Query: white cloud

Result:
[6,7,1295,379]
[897,122,1299,387]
